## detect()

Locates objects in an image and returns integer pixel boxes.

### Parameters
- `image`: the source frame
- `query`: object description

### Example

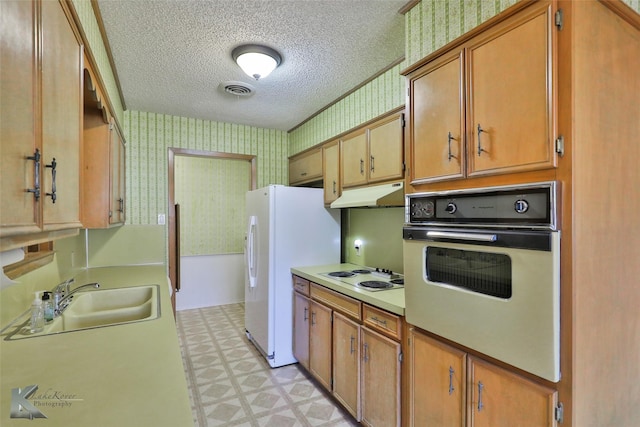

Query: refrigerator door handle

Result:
[247,215,258,288]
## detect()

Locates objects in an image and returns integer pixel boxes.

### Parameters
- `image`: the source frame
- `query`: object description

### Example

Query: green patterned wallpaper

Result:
[288,0,521,154]
[124,111,287,226]
[405,0,518,66]
[289,63,405,154]
[175,156,251,255]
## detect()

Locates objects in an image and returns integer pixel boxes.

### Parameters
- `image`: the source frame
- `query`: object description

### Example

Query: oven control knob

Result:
[445,202,457,214]
[514,199,529,214]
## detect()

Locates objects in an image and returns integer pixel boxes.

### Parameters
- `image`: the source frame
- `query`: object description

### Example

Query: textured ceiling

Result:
[96,0,407,131]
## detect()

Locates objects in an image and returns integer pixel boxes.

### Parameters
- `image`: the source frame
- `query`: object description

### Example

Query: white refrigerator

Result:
[244,185,340,368]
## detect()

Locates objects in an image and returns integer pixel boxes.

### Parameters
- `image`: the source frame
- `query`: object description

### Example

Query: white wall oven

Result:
[403,182,560,382]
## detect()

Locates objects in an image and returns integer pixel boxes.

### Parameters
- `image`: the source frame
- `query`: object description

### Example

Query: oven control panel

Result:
[406,182,557,227]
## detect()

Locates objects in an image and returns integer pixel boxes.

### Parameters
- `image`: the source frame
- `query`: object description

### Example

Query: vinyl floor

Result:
[176,303,359,427]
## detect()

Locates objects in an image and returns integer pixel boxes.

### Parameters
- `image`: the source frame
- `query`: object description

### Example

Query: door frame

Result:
[167,148,256,316]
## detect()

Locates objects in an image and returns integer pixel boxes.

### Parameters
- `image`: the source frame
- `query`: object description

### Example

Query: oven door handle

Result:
[426,230,497,242]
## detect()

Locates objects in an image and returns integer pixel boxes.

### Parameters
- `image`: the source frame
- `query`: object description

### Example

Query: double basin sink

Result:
[4,285,160,340]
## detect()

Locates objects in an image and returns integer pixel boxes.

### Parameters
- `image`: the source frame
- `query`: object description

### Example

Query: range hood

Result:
[330,181,404,208]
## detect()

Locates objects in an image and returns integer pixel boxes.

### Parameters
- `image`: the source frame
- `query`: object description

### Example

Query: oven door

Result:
[403,227,560,382]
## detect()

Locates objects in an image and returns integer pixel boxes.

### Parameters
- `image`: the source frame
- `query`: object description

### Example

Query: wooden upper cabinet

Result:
[466,1,556,176]
[1,0,82,249]
[409,50,465,184]
[289,147,322,186]
[341,128,368,188]
[468,356,557,427]
[368,113,404,184]
[0,0,40,238]
[41,0,83,232]
[82,63,126,228]
[406,0,556,185]
[111,123,126,225]
[322,140,340,205]
[341,111,404,189]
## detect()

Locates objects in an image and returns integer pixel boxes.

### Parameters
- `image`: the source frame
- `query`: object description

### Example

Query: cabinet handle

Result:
[332,180,336,195]
[26,149,41,200]
[370,155,375,172]
[45,158,57,203]
[350,335,355,355]
[359,158,364,174]
[311,311,316,326]
[118,198,124,213]
[477,124,487,156]
[371,316,387,327]
[301,172,307,176]
[477,381,484,412]
[447,132,456,161]
[363,342,369,362]
[303,307,308,322]
[448,366,455,395]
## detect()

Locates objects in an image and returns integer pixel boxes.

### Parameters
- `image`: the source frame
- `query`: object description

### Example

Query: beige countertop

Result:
[291,263,405,316]
[0,265,192,427]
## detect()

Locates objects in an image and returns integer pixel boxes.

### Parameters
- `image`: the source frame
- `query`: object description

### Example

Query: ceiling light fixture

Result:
[232,44,282,81]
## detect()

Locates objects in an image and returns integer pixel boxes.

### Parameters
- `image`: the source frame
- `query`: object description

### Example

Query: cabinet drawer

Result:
[293,275,310,296]
[310,283,361,320]
[363,304,401,341]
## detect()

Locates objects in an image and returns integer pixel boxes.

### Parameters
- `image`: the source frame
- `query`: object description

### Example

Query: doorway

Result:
[168,148,256,312]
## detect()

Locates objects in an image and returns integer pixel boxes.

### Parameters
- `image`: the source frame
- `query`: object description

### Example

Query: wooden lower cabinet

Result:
[361,327,401,427]
[309,300,332,390]
[332,312,361,420]
[293,292,310,370]
[292,276,402,426]
[468,357,557,427]
[408,327,557,427]
[409,329,466,427]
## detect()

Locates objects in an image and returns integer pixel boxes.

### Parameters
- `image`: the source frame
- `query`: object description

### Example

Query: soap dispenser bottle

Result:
[30,291,45,333]
[42,291,54,322]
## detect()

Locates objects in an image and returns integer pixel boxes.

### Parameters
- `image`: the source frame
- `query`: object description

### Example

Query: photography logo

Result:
[10,385,47,419]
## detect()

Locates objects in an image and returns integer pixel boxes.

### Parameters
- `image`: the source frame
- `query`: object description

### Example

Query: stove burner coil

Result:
[390,278,404,285]
[352,269,372,274]
[328,271,356,278]
[357,280,393,289]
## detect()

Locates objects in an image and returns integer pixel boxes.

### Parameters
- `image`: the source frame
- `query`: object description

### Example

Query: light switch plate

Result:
[158,214,166,225]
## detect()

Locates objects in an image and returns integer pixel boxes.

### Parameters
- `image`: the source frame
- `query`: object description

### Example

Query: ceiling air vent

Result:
[219,81,255,97]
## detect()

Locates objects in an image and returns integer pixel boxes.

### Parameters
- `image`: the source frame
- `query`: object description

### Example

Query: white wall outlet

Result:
[158,214,166,225]
[354,239,363,256]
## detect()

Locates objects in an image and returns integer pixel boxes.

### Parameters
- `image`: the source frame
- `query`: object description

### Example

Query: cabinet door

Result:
[466,1,555,176]
[409,51,464,184]
[309,301,332,390]
[0,0,40,236]
[41,0,82,230]
[368,114,404,184]
[333,312,361,421]
[361,327,401,427]
[469,357,557,427]
[289,148,322,185]
[408,329,465,427]
[323,140,340,204]
[293,292,310,370]
[341,129,368,188]
[110,121,125,225]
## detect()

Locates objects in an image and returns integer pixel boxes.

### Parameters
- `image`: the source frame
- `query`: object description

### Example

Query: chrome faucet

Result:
[55,283,100,315]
